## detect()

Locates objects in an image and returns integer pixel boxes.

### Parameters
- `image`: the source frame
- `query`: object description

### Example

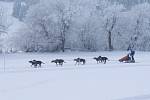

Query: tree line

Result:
[1,0,150,52]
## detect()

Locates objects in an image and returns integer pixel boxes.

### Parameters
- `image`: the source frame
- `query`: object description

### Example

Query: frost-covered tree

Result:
[53,0,76,52]
[15,0,78,52]
[13,0,27,21]
[127,3,150,50]
[12,0,39,21]
[95,0,125,50]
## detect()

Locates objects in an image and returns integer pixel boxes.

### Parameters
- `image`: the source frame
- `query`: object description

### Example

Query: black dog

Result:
[51,59,66,66]
[29,60,45,68]
[74,58,86,65]
[93,57,102,64]
[98,56,109,64]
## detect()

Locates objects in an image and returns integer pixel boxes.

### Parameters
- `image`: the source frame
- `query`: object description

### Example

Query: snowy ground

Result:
[0,51,150,100]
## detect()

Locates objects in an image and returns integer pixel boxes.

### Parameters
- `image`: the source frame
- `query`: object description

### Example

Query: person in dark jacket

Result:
[127,45,135,62]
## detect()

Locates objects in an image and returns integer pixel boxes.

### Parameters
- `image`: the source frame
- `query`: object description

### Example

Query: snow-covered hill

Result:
[0,1,25,50]
[0,1,23,33]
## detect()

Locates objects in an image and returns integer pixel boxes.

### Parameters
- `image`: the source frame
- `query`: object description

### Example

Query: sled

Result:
[119,55,130,62]
[119,55,135,63]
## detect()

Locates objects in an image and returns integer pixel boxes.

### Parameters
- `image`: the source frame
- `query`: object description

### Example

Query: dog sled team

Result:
[29,56,109,68]
[29,46,135,68]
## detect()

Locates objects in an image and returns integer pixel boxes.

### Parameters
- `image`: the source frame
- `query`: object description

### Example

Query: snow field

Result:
[0,51,150,100]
